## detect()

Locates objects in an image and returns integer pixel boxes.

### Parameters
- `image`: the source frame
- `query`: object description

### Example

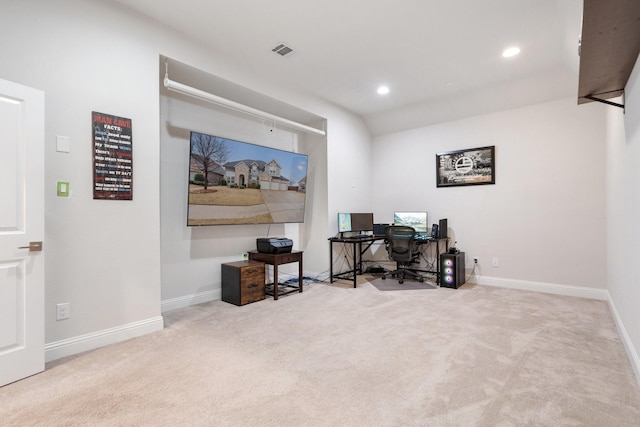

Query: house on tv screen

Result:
[225,159,290,190]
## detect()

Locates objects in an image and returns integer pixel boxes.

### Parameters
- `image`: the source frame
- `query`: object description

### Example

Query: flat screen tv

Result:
[187,131,308,226]
[393,211,428,233]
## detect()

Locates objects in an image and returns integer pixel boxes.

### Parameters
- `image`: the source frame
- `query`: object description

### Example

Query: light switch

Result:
[57,181,69,197]
[56,135,70,153]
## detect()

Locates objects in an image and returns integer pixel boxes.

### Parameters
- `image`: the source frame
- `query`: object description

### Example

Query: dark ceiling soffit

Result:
[577,0,640,109]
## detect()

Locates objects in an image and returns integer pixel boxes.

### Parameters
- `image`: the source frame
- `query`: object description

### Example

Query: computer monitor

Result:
[337,212,352,233]
[350,213,374,232]
[393,211,428,233]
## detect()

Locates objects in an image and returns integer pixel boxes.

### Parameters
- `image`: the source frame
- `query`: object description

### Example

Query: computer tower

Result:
[438,218,448,239]
[439,252,465,288]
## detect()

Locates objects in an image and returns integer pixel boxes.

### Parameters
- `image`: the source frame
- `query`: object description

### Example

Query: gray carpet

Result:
[2,279,639,426]
[368,275,439,291]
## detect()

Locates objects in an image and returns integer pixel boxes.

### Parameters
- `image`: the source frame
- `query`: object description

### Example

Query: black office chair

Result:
[381,225,424,284]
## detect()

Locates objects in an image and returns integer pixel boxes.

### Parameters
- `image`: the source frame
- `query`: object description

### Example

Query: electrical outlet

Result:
[473,257,478,264]
[492,258,499,267]
[242,252,248,260]
[56,303,70,320]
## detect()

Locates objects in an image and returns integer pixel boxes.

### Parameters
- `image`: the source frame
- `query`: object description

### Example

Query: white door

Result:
[0,79,45,386]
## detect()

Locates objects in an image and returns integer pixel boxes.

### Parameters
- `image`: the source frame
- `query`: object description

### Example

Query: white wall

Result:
[159,87,328,306]
[1,0,164,354]
[326,114,374,223]
[372,98,608,292]
[7,0,631,372]
[159,77,373,306]
[1,0,372,357]
[606,54,640,380]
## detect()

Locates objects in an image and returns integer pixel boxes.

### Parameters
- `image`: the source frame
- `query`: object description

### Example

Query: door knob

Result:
[18,241,43,252]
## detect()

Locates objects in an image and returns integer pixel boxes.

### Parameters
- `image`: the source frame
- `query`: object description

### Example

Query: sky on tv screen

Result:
[190,133,307,184]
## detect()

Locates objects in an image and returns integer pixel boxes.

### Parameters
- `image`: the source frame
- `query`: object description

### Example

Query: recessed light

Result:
[502,47,520,58]
[377,86,390,95]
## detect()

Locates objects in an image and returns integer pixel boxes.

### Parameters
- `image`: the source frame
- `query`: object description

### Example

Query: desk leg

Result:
[329,241,334,283]
[273,263,279,300]
[436,240,440,285]
[352,242,357,288]
[298,258,303,293]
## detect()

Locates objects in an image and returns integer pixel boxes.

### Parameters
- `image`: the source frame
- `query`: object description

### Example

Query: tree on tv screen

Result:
[190,133,229,190]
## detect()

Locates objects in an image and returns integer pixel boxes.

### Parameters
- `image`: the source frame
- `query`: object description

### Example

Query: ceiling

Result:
[112,0,585,134]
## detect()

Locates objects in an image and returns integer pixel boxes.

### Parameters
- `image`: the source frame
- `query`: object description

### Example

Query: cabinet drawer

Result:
[277,253,300,264]
[241,265,265,276]
[240,274,264,287]
[221,260,265,306]
[241,281,264,305]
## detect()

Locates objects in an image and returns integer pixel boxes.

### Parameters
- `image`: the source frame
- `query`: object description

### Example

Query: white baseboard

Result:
[45,316,164,363]
[43,287,221,363]
[469,274,639,385]
[161,289,220,313]
[607,297,640,386]
[43,277,640,387]
[159,274,327,313]
[467,274,609,300]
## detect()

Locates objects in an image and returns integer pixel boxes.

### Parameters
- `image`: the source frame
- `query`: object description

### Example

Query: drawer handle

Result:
[248,283,259,288]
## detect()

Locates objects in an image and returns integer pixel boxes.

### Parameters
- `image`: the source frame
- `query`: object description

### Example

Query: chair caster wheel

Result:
[419,277,424,282]
[399,279,404,284]
[381,275,386,280]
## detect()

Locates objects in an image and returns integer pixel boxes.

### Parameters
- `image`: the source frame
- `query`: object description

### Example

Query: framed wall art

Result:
[92,111,133,200]
[436,145,495,187]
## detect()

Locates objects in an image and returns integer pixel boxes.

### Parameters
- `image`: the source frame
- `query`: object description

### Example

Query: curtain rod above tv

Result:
[164,75,326,137]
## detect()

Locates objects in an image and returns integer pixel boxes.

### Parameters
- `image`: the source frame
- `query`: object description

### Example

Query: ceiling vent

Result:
[272,42,295,57]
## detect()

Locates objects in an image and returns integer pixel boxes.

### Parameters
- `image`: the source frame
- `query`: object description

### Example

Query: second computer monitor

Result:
[350,213,374,232]
[393,211,428,233]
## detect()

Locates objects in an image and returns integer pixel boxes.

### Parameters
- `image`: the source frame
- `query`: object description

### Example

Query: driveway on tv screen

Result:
[188,189,305,225]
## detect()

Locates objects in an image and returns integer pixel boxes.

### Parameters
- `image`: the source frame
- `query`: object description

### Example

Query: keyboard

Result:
[346,234,371,240]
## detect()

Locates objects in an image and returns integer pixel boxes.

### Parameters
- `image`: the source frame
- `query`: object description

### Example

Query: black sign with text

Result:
[92,111,133,200]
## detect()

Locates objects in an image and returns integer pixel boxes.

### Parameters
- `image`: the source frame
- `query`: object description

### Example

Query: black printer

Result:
[256,238,293,254]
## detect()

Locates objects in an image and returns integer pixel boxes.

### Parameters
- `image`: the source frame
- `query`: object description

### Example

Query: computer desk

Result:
[412,237,449,279]
[328,235,449,288]
[328,235,383,288]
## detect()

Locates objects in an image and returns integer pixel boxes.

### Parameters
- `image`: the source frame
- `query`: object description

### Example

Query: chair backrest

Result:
[385,225,416,263]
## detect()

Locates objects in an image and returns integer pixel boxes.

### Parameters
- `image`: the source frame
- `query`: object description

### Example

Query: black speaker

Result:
[438,218,448,239]
[430,224,438,238]
[439,252,465,288]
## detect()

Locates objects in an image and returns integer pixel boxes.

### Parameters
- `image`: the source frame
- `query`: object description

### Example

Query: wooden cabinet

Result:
[221,260,265,306]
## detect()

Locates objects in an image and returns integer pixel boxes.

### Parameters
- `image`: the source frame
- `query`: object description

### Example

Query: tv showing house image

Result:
[187,131,308,226]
